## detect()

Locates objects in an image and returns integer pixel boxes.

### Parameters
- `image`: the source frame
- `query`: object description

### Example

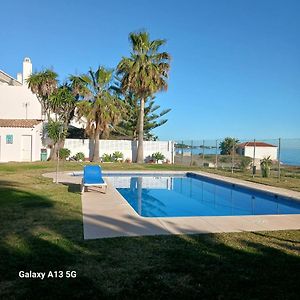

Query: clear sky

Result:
[1,0,299,140]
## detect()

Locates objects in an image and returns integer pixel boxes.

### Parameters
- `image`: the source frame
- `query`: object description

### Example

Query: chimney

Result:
[22,57,32,85]
[17,73,23,83]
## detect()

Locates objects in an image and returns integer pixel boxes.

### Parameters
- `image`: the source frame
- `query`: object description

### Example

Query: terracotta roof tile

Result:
[0,119,42,128]
[237,142,277,148]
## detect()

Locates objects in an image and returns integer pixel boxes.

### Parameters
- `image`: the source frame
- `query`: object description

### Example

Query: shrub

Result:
[102,153,114,162]
[260,156,273,178]
[219,156,230,163]
[152,152,165,163]
[239,156,252,171]
[59,148,71,160]
[113,151,124,162]
[74,152,85,161]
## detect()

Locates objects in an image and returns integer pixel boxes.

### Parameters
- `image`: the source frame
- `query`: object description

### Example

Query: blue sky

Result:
[1,0,299,140]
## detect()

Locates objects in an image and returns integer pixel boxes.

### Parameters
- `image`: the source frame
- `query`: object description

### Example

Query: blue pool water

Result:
[108,173,300,217]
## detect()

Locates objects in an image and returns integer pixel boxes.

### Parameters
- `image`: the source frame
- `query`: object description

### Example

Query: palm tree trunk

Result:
[58,121,68,149]
[92,129,100,162]
[49,143,58,161]
[136,98,145,163]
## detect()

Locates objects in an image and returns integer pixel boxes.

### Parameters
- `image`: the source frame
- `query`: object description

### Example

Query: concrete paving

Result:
[43,170,300,240]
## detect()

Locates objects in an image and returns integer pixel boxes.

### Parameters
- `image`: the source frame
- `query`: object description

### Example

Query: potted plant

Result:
[74,152,85,162]
[152,152,165,164]
[113,151,124,162]
[260,156,273,178]
[59,148,71,160]
[102,153,114,162]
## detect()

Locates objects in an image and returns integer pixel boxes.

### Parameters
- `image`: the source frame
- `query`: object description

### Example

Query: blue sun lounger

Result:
[81,165,107,193]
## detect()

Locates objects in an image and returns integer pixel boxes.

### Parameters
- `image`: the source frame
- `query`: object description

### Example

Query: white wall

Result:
[242,146,278,160]
[141,141,174,163]
[99,140,132,160]
[0,123,43,162]
[64,139,175,163]
[0,85,41,119]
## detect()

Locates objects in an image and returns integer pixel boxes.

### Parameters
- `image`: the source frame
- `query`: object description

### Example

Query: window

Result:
[6,135,13,144]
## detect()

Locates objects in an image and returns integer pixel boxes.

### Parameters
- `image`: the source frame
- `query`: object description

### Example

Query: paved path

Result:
[44,171,300,239]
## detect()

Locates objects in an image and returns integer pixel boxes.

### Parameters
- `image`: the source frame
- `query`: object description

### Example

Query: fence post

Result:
[190,140,193,166]
[215,139,218,169]
[252,139,256,178]
[278,138,281,181]
[231,140,235,174]
[181,140,184,164]
[202,140,205,166]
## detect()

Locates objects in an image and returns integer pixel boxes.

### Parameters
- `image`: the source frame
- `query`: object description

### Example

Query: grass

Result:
[175,154,300,192]
[0,161,299,299]
[199,167,300,192]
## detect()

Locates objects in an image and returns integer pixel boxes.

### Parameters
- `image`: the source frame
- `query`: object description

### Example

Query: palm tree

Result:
[45,120,67,160]
[260,156,273,178]
[117,31,171,163]
[69,75,90,100]
[27,69,58,120]
[49,85,76,121]
[73,67,123,162]
[48,85,77,152]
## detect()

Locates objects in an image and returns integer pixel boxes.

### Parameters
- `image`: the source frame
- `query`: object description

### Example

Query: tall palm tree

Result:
[73,67,123,162]
[117,31,171,163]
[27,69,58,120]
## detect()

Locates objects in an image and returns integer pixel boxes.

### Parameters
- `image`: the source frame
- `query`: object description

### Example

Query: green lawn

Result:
[0,162,299,299]
[200,167,300,192]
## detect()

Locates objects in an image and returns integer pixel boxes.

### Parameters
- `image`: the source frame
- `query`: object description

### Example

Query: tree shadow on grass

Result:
[252,231,300,243]
[60,182,81,194]
[0,182,103,298]
[1,179,300,299]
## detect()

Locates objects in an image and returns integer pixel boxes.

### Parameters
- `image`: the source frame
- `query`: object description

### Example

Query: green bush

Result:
[239,156,252,171]
[260,156,273,178]
[152,152,165,163]
[113,151,124,162]
[74,152,85,161]
[59,148,71,160]
[102,153,114,162]
[219,156,231,163]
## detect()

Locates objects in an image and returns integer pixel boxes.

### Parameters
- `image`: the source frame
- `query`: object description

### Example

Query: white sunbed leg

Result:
[81,184,85,194]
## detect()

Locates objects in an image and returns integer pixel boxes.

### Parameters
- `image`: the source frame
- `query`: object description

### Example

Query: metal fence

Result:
[174,138,300,181]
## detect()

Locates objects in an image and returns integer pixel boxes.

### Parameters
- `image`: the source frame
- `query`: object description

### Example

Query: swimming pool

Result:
[107,173,300,217]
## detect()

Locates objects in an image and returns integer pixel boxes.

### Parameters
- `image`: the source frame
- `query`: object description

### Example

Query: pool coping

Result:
[43,170,300,239]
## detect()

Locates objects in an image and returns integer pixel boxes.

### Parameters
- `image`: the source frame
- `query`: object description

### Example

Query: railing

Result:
[174,138,300,182]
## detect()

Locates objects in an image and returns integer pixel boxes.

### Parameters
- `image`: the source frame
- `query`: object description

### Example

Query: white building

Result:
[0,58,44,162]
[0,58,174,163]
[236,142,278,160]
